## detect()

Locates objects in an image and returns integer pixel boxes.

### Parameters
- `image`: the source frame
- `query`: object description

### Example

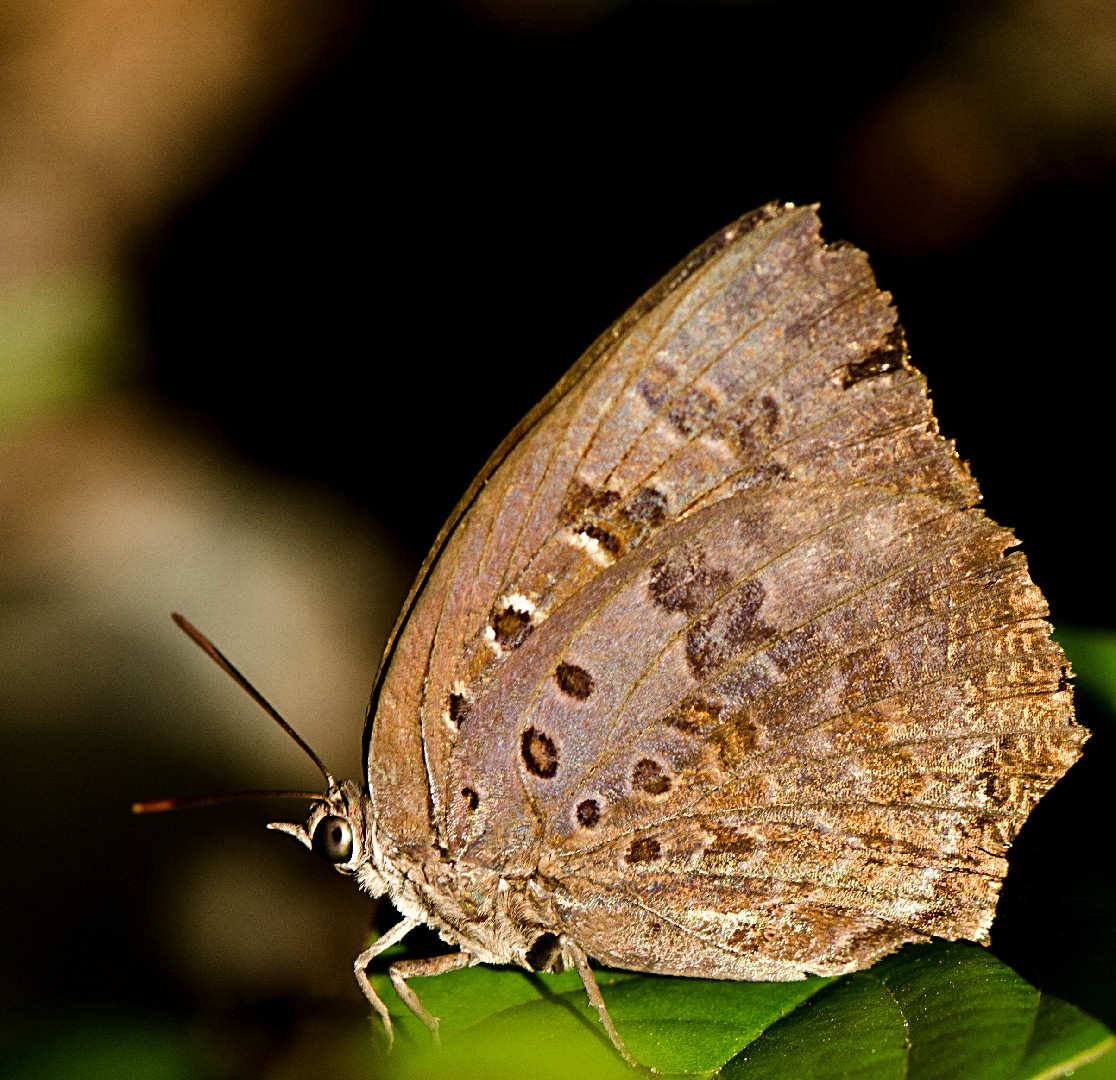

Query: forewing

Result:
[368,201,904,852]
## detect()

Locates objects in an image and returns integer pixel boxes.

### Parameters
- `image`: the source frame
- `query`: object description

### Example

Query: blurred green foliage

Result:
[0,276,135,435]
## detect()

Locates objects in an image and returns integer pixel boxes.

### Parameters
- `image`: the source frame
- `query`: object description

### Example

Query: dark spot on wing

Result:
[624,486,668,528]
[561,481,623,549]
[667,385,718,436]
[555,661,594,700]
[492,603,533,649]
[589,489,622,513]
[578,522,623,557]
[759,393,780,430]
[626,836,662,864]
[521,726,559,778]
[460,786,479,810]
[576,798,601,828]
[686,579,769,676]
[525,932,562,972]
[448,692,470,727]
[559,478,595,525]
[842,325,908,389]
[564,480,669,564]
[632,758,672,795]
[703,826,757,858]
[649,544,732,614]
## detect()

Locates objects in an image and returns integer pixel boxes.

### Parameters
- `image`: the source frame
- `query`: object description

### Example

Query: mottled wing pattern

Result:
[368,203,1085,976]
[446,473,1080,975]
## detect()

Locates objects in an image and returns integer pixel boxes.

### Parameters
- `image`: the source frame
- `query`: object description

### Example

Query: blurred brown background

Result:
[2,1,1115,1077]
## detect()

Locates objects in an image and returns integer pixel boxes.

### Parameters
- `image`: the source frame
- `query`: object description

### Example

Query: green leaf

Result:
[370,960,829,1079]
[367,941,1112,1079]
[722,942,1114,1079]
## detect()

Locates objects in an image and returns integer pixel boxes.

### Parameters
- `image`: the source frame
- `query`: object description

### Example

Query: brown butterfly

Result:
[139,202,1086,1068]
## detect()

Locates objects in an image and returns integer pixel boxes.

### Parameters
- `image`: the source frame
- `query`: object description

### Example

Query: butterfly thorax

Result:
[370,819,569,971]
[374,847,566,972]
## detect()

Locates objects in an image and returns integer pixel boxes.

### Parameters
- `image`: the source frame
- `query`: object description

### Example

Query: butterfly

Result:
[139,202,1086,1069]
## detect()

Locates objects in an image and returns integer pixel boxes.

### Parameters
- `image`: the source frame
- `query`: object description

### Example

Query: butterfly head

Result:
[136,615,390,898]
[267,779,387,895]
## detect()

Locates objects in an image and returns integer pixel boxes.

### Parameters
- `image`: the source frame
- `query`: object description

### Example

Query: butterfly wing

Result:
[367,203,1084,977]
[447,474,1079,975]
[368,202,863,853]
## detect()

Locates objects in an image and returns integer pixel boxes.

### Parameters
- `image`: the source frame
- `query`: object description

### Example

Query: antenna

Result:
[132,789,323,814]
[130,612,338,821]
[169,612,335,786]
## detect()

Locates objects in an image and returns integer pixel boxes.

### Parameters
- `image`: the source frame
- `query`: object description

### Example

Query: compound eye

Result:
[311,815,354,863]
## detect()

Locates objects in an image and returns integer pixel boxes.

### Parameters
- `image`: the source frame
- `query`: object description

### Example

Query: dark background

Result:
[3,1,1114,1077]
[147,1,1114,619]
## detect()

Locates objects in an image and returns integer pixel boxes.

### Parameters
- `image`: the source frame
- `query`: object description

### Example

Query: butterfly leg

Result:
[566,937,650,1072]
[388,951,473,1043]
[353,914,423,1048]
